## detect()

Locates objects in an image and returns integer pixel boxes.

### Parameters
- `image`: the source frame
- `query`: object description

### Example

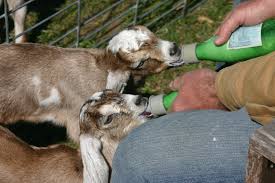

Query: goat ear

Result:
[127,25,139,31]
[80,114,102,137]
[116,50,135,63]
[80,135,109,183]
[79,103,97,134]
[79,116,93,134]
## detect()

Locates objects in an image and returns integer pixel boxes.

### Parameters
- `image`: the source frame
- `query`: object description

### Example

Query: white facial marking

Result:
[80,135,109,183]
[99,104,120,116]
[32,75,41,86]
[123,94,138,104]
[122,94,146,116]
[107,29,150,53]
[159,40,173,60]
[158,40,183,66]
[106,71,130,93]
[213,137,217,142]
[40,87,60,107]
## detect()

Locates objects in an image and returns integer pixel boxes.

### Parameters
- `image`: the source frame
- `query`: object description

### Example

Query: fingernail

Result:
[214,37,221,45]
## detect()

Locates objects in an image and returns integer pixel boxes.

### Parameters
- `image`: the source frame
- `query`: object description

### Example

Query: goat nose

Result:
[135,96,143,106]
[135,96,148,106]
[169,42,179,56]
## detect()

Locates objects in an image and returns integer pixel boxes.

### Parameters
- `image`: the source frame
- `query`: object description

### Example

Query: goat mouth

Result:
[168,59,184,67]
[140,111,154,118]
[140,101,153,118]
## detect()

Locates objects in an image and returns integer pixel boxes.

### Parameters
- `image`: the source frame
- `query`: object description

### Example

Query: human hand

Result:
[169,69,227,112]
[215,0,275,45]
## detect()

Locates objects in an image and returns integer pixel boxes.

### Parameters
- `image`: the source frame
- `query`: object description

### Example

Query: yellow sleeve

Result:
[215,51,275,125]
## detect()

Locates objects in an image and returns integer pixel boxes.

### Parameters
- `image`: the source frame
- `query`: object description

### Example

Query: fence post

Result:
[4,0,9,43]
[182,0,188,16]
[76,0,81,47]
[133,0,140,25]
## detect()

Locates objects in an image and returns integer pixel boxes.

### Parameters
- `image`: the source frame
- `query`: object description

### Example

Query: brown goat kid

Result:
[0,25,183,142]
[0,90,150,183]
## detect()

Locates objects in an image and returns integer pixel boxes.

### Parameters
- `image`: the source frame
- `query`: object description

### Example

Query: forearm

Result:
[215,51,275,124]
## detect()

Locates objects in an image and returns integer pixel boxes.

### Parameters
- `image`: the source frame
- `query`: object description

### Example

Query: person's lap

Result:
[111,108,261,183]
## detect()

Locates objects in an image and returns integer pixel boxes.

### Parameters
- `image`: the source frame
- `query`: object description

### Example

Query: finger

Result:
[214,26,220,35]
[214,12,232,35]
[171,97,185,112]
[215,12,242,45]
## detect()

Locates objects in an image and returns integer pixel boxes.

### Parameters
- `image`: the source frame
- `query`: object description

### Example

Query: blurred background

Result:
[0,0,232,146]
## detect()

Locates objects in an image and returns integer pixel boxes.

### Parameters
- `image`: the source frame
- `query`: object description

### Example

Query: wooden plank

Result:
[246,121,275,183]
[246,145,265,183]
[250,122,275,163]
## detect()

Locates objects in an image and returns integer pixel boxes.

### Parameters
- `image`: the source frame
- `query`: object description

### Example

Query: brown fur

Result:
[0,126,83,183]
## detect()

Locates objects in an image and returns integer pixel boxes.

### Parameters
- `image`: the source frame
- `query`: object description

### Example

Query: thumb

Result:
[215,12,242,45]
[171,95,186,112]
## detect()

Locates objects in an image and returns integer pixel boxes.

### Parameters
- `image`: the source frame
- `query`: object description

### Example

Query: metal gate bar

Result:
[1,0,206,47]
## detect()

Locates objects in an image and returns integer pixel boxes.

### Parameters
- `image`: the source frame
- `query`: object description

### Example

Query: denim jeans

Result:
[111,109,261,183]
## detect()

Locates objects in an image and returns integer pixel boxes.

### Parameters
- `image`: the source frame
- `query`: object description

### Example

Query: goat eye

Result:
[104,114,113,125]
[136,60,146,69]
[142,42,149,47]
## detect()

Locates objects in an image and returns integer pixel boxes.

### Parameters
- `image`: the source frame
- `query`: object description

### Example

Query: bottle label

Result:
[227,23,263,49]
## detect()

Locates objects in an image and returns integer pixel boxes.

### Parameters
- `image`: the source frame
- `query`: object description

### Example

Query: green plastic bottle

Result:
[146,91,178,116]
[182,19,275,63]
[163,91,178,110]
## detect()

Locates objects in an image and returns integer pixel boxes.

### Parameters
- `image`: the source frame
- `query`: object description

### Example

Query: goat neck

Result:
[91,49,129,72]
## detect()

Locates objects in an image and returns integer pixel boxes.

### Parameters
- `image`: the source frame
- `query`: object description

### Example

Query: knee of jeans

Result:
[112,126,150,168]
[112,136,148,182]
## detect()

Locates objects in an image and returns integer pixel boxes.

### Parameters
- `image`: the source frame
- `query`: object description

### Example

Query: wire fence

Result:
[0,0,206,48]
